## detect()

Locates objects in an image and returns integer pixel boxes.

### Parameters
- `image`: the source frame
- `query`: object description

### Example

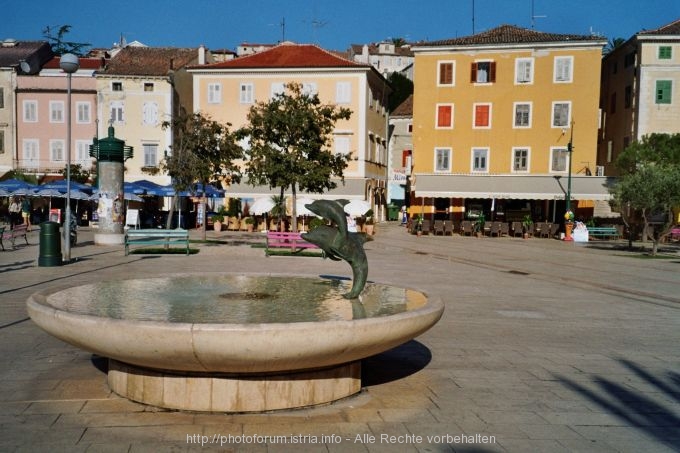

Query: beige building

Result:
[598,18,680,175]
[95,46,204,185]
[387,94,412,206]
[188,42,391,217]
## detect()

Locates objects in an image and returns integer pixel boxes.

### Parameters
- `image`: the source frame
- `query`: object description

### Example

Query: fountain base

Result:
[108,359,361,412]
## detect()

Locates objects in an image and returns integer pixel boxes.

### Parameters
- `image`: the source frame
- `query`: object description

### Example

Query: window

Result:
[76,140,90,166]
[610,93,616,114]
[271,82,285,98]
[434,148,451,172]
[554,56,573,83]
[142,102,159,126]
[551,147,569,172]
[473,103,491,128]
[624,51,635,68]
[551,102,571,128]
[472,148,488,172]
[0,87,4,108]
[208,83,222,103]
[22,140,39,167]
[143,144,158,167]
[656,80,672,104]
[50,139,65,162]
[23,100,37,122]
[336,82,351,103]
[144,83,154,92]
[625,85,632,109]
[436,104,453,129]
[110,101,124,123]
[334,136,351,155]
[76,102,91,123]
[112,82,123,91]
[515,58,533,84]
[302,82,317,96]
[512,148,529,172]
[513,102,531,128]
[240,83,254,104]
[0,130,4,153]
[471,61,496,83]
[407,123,413,133]
[50,101,64,123]
[438,61,454,86]
[659,46,672,59]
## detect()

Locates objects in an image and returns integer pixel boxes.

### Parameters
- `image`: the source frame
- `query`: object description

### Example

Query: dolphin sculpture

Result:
[301,199,369,299]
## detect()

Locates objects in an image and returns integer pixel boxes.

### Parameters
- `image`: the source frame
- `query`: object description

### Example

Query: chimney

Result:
[198,44,206,65]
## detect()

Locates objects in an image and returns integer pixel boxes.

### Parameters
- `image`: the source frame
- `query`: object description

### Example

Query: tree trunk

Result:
[165,195,178,230]
[291,184,298,233]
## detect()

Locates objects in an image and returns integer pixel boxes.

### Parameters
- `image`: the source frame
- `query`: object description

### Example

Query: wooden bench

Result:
[265,231,322,256]
[587,227,620,239]
[0,224,29,250]
[124,229,190,256]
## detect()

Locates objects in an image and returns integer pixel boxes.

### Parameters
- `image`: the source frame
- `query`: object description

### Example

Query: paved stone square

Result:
[1,223,679,452]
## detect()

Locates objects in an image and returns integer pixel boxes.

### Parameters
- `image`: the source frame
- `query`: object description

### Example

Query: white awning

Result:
[413,174,615,200]
[224,178,369,200]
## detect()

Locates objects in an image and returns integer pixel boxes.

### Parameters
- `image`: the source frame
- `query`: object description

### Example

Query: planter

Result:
[246,224,254,233]
[214,221,223,232]
[364,224,374,236]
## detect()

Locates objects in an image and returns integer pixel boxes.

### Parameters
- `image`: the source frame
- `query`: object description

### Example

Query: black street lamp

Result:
[60,53,79,262]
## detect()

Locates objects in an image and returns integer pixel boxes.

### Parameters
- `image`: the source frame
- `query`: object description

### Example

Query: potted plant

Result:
[244,216,255,232]
[522,214,533,239]
[363,209,375,235]
[474,213,486,237]
[212,213,224,231]
[415,214,424,236]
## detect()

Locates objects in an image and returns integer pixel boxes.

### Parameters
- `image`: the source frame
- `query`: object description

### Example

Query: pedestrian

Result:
[400,206,408,225]
[346,214,358,233]
[8,196,21,227]
[21,196,31,230]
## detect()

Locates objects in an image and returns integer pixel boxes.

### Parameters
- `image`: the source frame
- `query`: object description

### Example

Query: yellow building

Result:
[411,25,611,224]
[188,42,391,218]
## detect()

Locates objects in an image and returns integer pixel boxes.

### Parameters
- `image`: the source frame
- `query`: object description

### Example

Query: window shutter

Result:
[489,62,497,83]
[470,63,477,83]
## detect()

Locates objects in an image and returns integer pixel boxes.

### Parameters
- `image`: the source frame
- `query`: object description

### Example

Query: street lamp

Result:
[564,121,575,241]
[60,53,79,262]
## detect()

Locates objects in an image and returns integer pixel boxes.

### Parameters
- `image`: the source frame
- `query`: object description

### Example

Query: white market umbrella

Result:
[343,199,371,217]
[296,197,315,229]
[249,197,276,215]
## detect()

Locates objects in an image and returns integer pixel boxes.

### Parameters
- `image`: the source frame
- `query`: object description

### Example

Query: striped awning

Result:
[413,174,615,200]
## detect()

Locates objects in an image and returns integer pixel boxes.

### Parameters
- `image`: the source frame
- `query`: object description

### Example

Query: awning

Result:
[413,174,615,200]
[224,178,369,200]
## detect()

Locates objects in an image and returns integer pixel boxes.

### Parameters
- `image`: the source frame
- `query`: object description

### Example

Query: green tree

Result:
[59,164,91,184]
[387,72,413,112]
[613,133,680,255]
[42,25,90,56]
[161,111,243,239]
[240,82,352,232]
[603,37,626,55]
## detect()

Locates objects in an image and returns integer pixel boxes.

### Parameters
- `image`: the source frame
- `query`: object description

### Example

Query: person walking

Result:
[21,196,31,230]
[8,196,21,227]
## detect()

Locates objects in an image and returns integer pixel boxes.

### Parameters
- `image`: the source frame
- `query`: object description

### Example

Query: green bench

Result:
[588,227,620,239]
[124,229,190,255]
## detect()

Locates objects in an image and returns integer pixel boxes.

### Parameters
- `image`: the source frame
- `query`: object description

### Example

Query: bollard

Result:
[38,221,62,266]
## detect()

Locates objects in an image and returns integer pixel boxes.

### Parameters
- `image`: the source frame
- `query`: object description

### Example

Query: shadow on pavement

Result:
[362,340,432,387]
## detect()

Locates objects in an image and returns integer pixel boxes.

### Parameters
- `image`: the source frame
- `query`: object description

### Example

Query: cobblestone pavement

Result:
[1,224,679,452]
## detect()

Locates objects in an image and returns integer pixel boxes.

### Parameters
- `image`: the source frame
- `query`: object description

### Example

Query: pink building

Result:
[15,56,102,177]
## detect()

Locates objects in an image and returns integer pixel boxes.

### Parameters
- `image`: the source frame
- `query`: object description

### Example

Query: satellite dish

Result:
[19,60,32,74]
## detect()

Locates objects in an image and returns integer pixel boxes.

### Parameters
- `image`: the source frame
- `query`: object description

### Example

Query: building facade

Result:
[188,42,391,217]
[349,42,414,79]
[598,18,680,176]
[411,25,611,224]
[387,94,412,206]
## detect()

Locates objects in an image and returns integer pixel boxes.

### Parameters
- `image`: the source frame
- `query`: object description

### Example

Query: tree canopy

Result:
[240,82,352,232]
[612,133,680,254]
[42,25,90,56]
[161,111,243,238]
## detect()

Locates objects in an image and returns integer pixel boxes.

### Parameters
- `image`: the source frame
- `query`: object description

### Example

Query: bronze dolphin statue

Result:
[301,200,368,299]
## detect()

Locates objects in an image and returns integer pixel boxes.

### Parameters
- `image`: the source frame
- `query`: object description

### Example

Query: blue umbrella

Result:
[0,178,37,191]
[40,180,93,194]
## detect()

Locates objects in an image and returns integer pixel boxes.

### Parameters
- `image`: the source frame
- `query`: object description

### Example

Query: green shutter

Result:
[659,46,672,59]
[656,80,672,104]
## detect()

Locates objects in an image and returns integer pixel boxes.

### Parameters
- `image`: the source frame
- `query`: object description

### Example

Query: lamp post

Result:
[60,53,79,262]
[564,122,575,241]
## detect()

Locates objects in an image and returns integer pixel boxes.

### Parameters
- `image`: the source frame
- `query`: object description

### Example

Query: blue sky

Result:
[3,0,679,52]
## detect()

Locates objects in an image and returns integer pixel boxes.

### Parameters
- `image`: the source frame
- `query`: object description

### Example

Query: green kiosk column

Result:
[90,125,133,245]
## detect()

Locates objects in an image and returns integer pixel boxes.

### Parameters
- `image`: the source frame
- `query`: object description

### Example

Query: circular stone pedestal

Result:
[108,359,361,412]
[94,232,125,245]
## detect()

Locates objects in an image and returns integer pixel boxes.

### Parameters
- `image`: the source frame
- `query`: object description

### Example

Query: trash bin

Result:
[387,204,399,221]
[38,221,62,267]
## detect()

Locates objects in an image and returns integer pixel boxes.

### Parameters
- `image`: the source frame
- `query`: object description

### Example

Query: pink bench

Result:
[265,231,321,256]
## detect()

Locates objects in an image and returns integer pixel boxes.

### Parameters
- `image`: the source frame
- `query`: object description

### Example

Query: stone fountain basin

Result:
[26,274,444,374]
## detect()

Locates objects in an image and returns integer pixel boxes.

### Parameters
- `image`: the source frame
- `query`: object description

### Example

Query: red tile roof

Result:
[415,24,604,47]
[196,42,366,70]
[43,56,105,70]
[101,46,198,76]
[639,18,680,36]
[391,94,413,116]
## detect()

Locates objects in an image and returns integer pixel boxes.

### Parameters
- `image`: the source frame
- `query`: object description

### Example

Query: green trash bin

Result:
[39,221,62,267]
[387,204,400,221]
